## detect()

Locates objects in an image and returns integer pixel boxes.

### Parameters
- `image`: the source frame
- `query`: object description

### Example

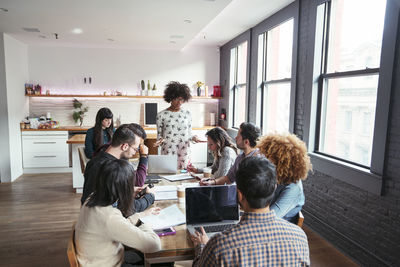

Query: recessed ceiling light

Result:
[38,35,47,39]
[107,38,114,42]
[184,19,192,24]
[0,8,8,12]
[71,28,83,34]
[170,41,176,44]
[22,27,40,33]
[170,35,184,39]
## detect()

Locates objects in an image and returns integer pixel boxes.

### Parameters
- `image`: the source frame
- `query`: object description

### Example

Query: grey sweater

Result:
[201,146,237,178]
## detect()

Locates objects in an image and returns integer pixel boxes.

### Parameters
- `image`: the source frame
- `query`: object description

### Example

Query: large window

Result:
[257,19,294,134]
[229,41,248,128]
[315,0,386,168]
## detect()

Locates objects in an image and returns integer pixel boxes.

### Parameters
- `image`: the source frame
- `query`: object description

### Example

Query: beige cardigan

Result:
[75,204,161,267]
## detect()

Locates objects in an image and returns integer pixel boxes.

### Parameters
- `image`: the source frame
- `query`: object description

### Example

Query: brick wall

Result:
[296,0,400,266]
[220,0,400,265]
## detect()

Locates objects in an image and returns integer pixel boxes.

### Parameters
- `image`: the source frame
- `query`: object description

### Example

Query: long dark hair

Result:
[94,108,114,150]
[86,159,135,217]
[206,127,238,160]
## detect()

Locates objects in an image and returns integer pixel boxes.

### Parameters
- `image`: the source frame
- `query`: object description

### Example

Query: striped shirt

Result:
[193,210,310,267]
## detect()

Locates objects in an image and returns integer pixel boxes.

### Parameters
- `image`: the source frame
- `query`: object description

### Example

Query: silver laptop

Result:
[147,155,177,174]
[185,185,240,237]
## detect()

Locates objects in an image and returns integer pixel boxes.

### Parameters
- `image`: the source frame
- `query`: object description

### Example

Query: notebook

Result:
[147,155,177,174]
[185,185,240,237]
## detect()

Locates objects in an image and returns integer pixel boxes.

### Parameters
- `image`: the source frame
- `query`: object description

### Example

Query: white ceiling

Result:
[0,0,294,50]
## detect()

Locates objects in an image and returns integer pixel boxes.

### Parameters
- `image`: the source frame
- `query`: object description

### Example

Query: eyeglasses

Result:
[129,144,140,153]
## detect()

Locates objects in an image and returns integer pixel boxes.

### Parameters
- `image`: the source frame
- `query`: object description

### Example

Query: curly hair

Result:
[163,81,192,103]
[257,133,312,185]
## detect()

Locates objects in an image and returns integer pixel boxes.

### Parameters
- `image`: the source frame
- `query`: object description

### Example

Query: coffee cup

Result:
[177,185,185,203]
[203,168,212,178]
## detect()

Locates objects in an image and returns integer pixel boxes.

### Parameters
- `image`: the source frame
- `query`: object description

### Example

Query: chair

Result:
[297,211,304,228]
[67,223,79,267]
[78,147,88,174]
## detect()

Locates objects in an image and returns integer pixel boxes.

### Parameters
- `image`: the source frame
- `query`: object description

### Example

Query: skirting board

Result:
[23,167,72,174]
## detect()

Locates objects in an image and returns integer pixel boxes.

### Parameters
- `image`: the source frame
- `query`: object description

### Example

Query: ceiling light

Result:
[107,38,114,42]
[170,41,176,44]
[184,19,192,24]
[38,35,47,39]
[0,8,8,12]
[71,28,83,34]
[22,27,40,33]
[170,35,184,39]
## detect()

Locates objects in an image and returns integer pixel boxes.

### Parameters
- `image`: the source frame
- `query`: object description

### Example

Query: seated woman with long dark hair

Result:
[75,159,161,267]
[187,127,238,178]
[84,107,114,158]
[257,133,312,223]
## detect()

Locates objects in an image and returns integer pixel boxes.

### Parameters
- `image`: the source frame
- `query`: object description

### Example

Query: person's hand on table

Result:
[186,164,198,173]
[199,178,216,186]
[190,227,209,246]
[146,185,156,195]
[153,138,164,147]
[141,206,161,217]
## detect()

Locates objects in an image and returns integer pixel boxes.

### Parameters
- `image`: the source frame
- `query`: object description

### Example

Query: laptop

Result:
[147,154,178,174]
[185,185,240,237]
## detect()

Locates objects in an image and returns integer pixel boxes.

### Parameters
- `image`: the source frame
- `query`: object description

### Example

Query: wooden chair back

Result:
[297,211,304,228]
[78,147,88,174]
[67,223,79,267]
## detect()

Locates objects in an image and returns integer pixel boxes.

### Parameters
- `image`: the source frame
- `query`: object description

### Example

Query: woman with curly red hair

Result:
[257,133,312,223]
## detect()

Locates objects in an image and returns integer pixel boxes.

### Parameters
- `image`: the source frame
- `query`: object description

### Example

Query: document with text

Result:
[140,204,185,230]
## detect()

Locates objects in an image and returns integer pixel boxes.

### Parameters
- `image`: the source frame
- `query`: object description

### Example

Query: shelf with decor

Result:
[25,94,222,99]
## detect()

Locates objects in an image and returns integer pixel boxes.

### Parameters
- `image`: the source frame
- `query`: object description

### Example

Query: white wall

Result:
[0,33,12,183]
[28,45,220,95]
[3,34,29,181]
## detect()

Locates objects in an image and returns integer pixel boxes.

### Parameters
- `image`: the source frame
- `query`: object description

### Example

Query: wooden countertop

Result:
[24,126,214,132]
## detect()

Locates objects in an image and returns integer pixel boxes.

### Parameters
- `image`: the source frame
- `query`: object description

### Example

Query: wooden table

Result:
[143,179,197,267]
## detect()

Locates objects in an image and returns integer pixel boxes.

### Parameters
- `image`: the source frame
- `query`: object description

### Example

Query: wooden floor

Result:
[0,173,359,267]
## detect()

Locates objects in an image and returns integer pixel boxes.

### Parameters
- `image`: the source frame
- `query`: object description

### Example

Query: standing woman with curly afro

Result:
[154,81,202,169]
[257,133,312,223]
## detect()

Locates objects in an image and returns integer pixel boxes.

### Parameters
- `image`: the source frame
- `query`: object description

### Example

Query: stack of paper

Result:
[160,173,193,181]
[140,204,185,230]
[154,185,177,200]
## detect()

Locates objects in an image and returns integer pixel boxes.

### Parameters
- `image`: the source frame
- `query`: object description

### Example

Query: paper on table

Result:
[154,185,177,200]
[160,173,193,181]
[140,204,185,230]
[181,182,200,188]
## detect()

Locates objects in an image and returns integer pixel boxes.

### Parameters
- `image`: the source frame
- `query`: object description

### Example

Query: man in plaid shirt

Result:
[191,157,310,266]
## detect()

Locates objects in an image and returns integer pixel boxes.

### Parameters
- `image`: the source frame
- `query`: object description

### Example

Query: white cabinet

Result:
[22,131,69,169]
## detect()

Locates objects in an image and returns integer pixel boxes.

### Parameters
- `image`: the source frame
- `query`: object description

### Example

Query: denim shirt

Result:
[270,180,305,223]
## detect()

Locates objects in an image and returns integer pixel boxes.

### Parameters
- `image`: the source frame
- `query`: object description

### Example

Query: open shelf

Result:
[25,94,222,99]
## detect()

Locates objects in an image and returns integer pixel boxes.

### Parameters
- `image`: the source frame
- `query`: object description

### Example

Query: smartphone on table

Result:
[154,227,176,237]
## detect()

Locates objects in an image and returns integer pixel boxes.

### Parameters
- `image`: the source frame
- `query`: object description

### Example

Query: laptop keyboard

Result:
[195,224,236,233]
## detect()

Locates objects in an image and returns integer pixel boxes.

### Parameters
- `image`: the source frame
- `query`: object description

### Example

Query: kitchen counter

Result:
[23,126,214,132]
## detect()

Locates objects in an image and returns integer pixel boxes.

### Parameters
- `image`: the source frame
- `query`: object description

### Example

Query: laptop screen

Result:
[185,185,239,224]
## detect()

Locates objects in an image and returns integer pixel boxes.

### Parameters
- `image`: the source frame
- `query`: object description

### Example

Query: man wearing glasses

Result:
[81,124,155,212]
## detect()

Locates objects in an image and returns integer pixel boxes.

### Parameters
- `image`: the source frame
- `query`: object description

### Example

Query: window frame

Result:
[229,41,249,129]
[250,2,299,134]
[303,0,399,194]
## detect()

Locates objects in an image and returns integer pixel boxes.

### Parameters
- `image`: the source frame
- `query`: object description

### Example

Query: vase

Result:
[197,87,201,96]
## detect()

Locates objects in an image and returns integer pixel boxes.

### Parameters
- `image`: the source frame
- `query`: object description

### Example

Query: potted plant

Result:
[196,81,204,96]
[141,80,146,96]
[147,80,151,96]
[72,99,88,127]
[152,83,157,95]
